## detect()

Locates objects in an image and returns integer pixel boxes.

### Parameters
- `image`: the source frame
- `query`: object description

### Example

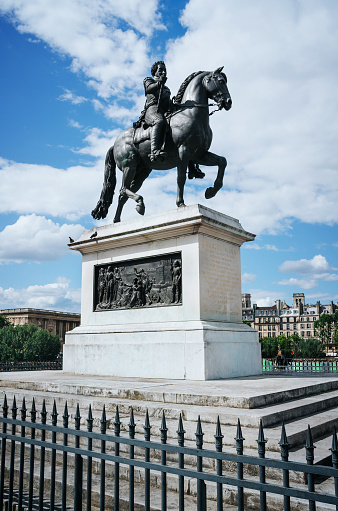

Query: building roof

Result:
[0,308,80,317]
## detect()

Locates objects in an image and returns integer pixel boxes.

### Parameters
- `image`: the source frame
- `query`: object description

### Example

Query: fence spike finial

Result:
[51,400,58,426]
[21,397,26,420]
[279,422,289,461]
[332,425,338,452]
[195,415,204,449]
[129,407,136,439]
[101,405,107,434]
[257,419,266,443]
[114,405,121,435]
[31,397,37,421]
[63,401,69,428]
[160,411,168,443]
[129,407,135,427]
[331,426,338,469]
[215,416,224,452]
[3,394,8,414]
[41,399,47,423]
[144,409,151,441]
[235,419,244,455]
[177,413,186,447]
[305,424,315,465]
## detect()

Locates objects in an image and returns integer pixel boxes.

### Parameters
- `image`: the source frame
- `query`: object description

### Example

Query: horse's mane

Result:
[173,71,204,104]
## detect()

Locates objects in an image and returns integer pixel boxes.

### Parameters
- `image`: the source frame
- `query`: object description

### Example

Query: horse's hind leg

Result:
[114,165,151,223]
[195,151,227,199]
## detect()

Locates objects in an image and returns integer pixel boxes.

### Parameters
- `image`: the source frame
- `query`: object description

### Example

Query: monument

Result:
[63,63,262,379]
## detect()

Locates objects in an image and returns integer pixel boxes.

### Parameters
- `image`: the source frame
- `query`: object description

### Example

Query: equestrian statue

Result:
[91,61,232,223]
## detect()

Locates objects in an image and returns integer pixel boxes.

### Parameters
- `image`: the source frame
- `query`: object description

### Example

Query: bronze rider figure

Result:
[141,61,205,177]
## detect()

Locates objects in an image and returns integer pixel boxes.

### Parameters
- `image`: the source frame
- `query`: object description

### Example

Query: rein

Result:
[167,101,220,119]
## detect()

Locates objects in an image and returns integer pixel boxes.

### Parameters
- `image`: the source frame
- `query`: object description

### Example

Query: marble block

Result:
[63,204,262,379]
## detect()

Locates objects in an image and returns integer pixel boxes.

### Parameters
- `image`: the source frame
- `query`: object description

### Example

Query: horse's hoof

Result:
[136,203,145,215]
[176,201,185,208]
[205,187,216,199]
[113,217,121,223]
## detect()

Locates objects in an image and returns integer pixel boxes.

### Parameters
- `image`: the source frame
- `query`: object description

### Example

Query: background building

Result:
[242,293,338,353]
[0,308,80,349]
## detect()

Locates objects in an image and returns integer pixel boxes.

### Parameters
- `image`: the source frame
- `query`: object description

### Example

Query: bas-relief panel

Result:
[200,238,241,319]
[93,252,182,311]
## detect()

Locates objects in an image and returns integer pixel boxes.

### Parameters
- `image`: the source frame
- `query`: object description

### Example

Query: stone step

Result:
[3,382,338,426]
[1,372,338,408]
[2,386,338,450]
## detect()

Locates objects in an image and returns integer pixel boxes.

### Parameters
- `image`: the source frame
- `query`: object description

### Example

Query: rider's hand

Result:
[159,75,167,85]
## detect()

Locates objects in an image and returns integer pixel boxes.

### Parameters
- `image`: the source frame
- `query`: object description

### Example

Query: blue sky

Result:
[0,0,337,312]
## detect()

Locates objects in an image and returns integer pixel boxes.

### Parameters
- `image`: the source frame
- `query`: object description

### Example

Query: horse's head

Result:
[203,67,232,111]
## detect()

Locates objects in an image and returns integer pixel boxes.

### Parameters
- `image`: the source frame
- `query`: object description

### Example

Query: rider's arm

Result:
[144,77,161,94]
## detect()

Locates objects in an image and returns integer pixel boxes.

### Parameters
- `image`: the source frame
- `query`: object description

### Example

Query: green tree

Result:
[0,315,11,329]
[0,323,61,362]
[314,314,333,344]
[259,334,293,359]
[293,337,326,358]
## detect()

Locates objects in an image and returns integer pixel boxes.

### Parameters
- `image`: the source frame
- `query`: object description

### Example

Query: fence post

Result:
[114,406,121,511]
[305,425,316,511]
[100,406,107,511]
[28,398,36,511]
[0,396,8,511]
[160,411,168,511]
[18,397,26,511]
[257,420,267,511]
[62,401,69,511]
[196,416,206,511]
[87,404,94,511]
[177,413,185,511]
[144,410,152,511]
[39,399,47,510]
[74,404,83,511]
[50,400,58,511]
[279,422,290,511]
[235,419,245,511]
[215,416,224,511]
[330,426,338,511]
[129,408,136,511]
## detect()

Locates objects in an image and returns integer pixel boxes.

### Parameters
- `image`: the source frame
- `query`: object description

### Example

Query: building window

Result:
[259,326,262,331]
[301,331,305,337]
[307,331,311,336]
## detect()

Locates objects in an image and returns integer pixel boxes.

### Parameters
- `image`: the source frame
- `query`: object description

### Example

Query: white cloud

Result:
[279,254,332,274]
[162,1,338,234]
[58,89,88,105]
[0,277,81,312]
[244,243,284,251]
[0,157,106,219]
[241,272,257,283]
[0,0,164,98]
[0,214,84,263]
[278,277,317,290]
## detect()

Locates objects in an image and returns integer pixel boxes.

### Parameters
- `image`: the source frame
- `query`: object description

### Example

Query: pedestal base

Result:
[64,205,262,380]
[64,320,261,380]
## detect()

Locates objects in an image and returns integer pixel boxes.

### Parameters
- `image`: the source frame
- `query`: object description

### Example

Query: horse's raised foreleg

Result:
[176,146,189,207]
[114,165,151,223]
[195,151,227,199]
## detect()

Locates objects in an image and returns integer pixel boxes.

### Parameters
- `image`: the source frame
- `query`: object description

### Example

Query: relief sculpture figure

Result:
[171,259,182,304]
[91,63,232,223]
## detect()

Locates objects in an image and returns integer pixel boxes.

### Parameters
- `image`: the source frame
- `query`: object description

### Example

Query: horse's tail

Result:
[91,145,117,220]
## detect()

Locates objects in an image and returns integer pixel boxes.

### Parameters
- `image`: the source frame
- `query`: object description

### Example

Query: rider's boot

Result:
[149,123,167,161]
[188,162,205,179]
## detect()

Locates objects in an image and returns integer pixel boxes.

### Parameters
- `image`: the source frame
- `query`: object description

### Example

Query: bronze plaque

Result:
[94,252,182,311]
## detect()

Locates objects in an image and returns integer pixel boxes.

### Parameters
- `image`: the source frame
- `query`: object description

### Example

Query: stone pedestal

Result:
[63,204,262,380]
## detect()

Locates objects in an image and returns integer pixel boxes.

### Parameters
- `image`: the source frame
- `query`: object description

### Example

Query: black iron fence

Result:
[1,395,338,510]
[0,359,62,372]
[263,358,338,373]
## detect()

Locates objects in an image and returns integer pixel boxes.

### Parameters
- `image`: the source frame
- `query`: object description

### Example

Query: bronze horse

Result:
[92,67,232,223]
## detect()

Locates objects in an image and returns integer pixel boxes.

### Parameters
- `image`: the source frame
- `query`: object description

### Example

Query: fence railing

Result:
[1,395,338,511]
[0,359,62,372]
[263,358,338,373]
